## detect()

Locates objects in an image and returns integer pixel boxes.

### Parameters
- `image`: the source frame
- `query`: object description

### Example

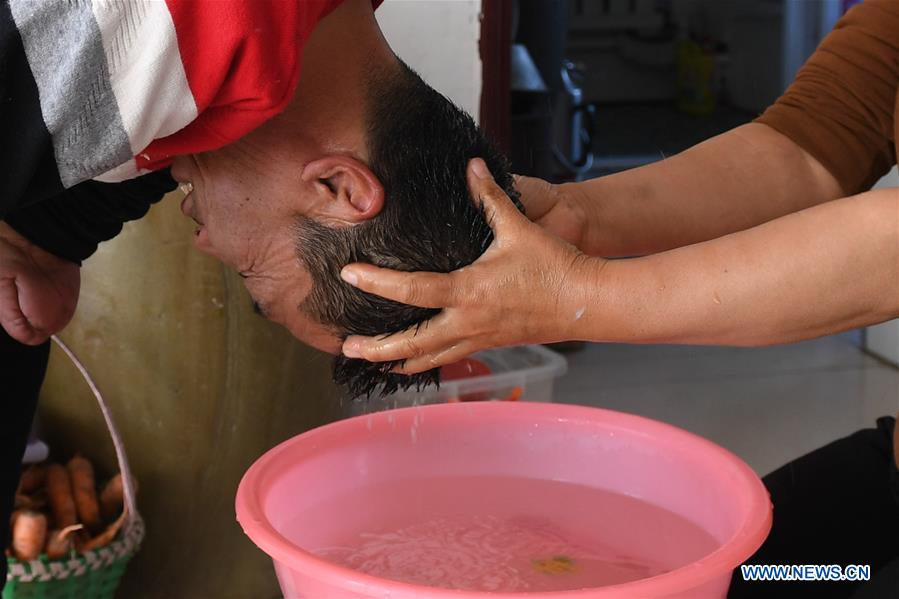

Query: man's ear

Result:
[301,156,384,224]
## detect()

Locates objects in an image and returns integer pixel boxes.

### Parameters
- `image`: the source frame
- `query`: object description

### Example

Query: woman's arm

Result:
[529,0,898,259]
[341,161,897,372]
[525,123,844,258]
[581,187,899,346]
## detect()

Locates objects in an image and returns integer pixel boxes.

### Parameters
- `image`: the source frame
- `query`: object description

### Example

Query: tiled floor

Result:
[553,335,899,476]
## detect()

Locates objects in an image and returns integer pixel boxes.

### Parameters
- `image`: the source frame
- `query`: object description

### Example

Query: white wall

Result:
[866,166,899,367]
[375,0,482,119]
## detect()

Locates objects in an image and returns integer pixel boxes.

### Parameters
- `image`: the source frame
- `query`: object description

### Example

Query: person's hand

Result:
[339,158,603,374]
[0,222,80,345]
[514,175,587,250]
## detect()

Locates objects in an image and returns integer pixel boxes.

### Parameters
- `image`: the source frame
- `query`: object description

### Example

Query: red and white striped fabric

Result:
[9,0,345,187]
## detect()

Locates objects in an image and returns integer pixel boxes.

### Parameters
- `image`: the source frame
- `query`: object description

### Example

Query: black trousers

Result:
[0,328,49,589]
[729,417,899,598]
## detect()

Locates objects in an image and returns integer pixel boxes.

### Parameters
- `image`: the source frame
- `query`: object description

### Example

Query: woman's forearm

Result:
[575,188,899,346]
[565,123,844,257]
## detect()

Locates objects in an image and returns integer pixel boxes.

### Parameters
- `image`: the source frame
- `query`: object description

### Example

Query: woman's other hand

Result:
[514,174,588,251]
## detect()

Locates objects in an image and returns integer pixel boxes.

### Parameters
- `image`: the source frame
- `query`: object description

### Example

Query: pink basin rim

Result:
[235,402,772,598]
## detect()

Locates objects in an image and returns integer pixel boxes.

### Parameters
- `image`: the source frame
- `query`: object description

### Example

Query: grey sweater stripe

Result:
[10,0,132,188]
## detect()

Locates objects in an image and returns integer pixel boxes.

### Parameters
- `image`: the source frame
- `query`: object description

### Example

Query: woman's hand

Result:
[0,222,80,345]
[339,159,603,374]
[514,175,588,250]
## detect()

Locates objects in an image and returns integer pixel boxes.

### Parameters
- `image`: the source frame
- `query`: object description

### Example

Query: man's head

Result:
[170,0,520,397]
[298,60,520,398]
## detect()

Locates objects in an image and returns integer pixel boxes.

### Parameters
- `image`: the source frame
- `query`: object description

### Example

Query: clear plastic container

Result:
[345,345,568,416]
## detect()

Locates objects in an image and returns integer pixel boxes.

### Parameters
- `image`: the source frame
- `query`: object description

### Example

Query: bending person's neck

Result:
[281,0,398,158]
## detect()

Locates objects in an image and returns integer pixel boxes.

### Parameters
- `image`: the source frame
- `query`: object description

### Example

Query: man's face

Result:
[170,141,343,353]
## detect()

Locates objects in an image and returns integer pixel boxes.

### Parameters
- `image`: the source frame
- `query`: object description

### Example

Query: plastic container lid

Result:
[347,345,568,415]
[425,344,568,397]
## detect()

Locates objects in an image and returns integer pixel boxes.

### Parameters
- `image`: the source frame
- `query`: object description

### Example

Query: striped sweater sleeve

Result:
[0,0,349,260]
[0,0,179,261]
[4,169,178,264]
[0,0,339,218]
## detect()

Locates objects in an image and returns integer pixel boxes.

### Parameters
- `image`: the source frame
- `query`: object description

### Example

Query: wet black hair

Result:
[296,59,521,399]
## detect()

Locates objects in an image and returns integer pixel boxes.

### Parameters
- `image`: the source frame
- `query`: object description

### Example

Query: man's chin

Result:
[193,226,210,249]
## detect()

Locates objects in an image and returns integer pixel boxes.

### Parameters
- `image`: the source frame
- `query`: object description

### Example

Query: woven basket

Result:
[4,336,142,599]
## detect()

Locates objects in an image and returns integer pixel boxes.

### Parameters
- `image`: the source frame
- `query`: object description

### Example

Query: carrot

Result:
[16,464,46,495]
[11,510,47,561]
[14,489,48,511]
[100,474,124,522]
[82,510,126,551]
[46,463,77,529]
[31,490,47,510]
[67,455,101,532]
[503,386,524,402]
[44,524,84,559]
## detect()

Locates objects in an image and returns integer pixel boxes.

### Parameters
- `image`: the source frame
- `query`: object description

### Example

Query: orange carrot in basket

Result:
[67,455,101,532]
[100,473,124,522]
[11,510,47,561]
[44,524,84,559]
[46,463,77,528]
[82,510,127,551]
[16,464,46,495]
[14,489,48,511]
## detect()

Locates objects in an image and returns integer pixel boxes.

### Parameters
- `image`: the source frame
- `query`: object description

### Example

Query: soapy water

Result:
[317,514,658,592]
[285,476,720,593]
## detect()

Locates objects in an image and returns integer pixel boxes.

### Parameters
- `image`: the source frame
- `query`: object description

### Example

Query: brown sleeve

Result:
[755,0,898,195]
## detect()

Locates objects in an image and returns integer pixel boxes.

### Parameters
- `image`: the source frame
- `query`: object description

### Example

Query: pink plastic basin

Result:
[236,402,771,598]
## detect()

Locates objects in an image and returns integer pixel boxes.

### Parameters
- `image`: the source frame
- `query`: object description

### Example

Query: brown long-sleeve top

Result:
[756,0,898,196]
[756,0,899,463]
